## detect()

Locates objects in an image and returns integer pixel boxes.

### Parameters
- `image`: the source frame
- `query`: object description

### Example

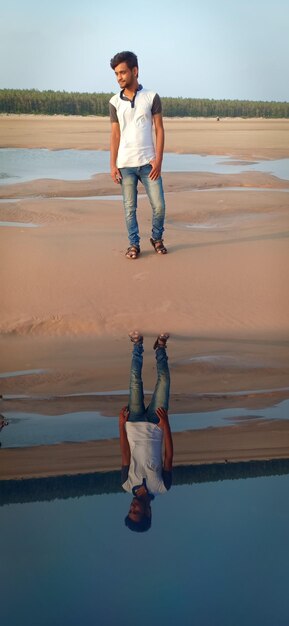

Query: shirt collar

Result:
[132,479,155,500]
[120,84,143,102]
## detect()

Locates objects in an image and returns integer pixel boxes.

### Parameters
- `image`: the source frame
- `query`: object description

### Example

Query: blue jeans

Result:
[128,343,170,423]
[120,164,166,247]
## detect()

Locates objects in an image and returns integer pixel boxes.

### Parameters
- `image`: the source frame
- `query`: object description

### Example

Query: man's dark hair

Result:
[125,514,151,533]
[110,51,138,71]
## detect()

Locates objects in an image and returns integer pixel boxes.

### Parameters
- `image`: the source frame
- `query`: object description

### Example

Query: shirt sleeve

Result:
[109,102,119,123]
[152,93,162,115]
[121,465,129,486]
[162,469,172,491]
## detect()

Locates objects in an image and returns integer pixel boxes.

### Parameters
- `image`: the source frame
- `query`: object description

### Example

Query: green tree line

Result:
[0,88,288,118]
[2,458,289,506]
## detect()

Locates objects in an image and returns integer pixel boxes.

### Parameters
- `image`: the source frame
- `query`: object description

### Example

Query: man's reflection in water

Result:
[119,332,173,532]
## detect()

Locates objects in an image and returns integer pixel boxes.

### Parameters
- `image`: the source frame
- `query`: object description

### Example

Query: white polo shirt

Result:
[109,86,162,168]
[122,421,168,496]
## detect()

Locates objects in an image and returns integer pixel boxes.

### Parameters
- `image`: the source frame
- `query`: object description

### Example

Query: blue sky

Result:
[1,0,289,100]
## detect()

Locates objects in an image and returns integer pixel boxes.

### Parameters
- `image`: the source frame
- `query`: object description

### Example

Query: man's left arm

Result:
[156,408,173,471]
[156,407,173,490]
[150,113,165,181]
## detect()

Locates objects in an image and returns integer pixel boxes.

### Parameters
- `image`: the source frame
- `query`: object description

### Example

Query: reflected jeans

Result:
[120,164,166,247]
[128,343,170,423]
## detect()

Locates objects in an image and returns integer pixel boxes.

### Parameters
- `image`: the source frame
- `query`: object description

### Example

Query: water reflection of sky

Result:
[1,473,289,626]
[2,399,288,448]
[0,148,289,184]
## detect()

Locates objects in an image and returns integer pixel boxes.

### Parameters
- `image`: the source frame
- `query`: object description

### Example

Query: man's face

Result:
[128,497,145,523]
[114,62,137,90]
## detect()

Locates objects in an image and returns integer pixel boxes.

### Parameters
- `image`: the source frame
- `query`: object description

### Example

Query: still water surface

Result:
[0,148,289,183]
[1,398,289,448]
[1,472,289,626]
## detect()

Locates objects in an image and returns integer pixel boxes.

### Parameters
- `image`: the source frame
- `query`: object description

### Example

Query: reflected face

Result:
[128,498,146,523]
[114,62,137,89]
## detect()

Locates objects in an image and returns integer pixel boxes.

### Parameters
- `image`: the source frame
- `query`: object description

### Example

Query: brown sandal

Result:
[150,238,167,254]
[129,331,143,345]
[126,245,140,259]
[153,333,170,349]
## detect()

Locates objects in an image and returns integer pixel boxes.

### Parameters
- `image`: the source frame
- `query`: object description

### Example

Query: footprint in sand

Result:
[133,271,149,281]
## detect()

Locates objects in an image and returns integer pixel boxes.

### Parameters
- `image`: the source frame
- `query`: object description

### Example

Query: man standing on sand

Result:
[109,51,168,259]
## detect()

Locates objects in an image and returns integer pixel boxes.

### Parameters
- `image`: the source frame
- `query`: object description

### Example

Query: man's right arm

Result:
[110,122,121,184]
[156,407,174,471]
[119,406,131,466]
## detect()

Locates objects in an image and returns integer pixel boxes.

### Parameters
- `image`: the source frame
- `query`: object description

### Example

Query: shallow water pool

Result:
[1,470,289,626]
[1,398,289,448]
[0,148,289,184]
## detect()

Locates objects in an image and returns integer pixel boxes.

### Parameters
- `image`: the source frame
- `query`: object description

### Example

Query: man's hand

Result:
[111,166,122,184]
[119,406,129,425]
[149,159,161,181]
[156,407,169,429]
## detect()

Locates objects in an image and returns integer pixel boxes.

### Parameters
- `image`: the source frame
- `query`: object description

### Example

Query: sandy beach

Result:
[1,115,289,159]
[1,115,289,479]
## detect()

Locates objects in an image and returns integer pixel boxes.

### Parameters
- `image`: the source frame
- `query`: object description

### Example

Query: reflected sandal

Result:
[153,333,170,349]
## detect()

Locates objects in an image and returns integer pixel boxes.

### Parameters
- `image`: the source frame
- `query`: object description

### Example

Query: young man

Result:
[119,332,173,532]
[109,51,168,259]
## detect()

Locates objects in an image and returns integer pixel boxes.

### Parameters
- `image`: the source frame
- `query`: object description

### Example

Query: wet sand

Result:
[1,115,289,479]
[1,419,289,480]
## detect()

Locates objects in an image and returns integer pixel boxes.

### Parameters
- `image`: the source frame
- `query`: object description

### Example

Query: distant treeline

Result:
[1,458,289,506]
[0,88,289,118]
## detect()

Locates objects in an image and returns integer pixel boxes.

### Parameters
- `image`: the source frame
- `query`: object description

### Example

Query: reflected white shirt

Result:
[122,422,167,495]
